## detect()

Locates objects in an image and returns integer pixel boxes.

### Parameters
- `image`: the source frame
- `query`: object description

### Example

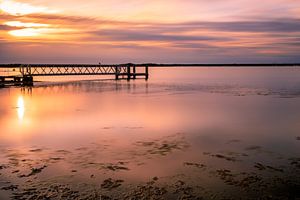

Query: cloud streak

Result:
[1,0,300,63]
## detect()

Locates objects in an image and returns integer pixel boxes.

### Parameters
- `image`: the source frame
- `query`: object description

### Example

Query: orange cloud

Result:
[0,0,300,63]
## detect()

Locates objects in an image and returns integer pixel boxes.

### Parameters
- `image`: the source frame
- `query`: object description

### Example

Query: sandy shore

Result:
[1,134,300,200]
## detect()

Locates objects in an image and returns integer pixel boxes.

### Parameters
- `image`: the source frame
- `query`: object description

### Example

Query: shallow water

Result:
[0,67,300,199]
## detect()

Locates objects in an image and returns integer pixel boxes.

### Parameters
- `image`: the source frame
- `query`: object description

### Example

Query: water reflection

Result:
[0,67,300,199]
[17,96,25,121]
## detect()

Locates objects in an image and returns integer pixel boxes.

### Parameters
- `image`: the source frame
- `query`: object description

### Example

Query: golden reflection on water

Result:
[17,96,25,121]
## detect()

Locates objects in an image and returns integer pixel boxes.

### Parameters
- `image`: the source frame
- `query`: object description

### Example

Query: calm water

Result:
[1,67,300,199]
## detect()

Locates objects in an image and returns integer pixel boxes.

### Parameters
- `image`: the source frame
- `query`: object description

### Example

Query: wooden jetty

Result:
[0,64,149,87]
[1,62,299,87]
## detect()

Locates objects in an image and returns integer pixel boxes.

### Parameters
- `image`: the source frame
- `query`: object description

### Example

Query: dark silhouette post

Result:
[23,76,33,86]
[145,65,149,80]
[115,66,119,80]
[133,65,136,79]
[0,77,4,87]
[127,65,131,81]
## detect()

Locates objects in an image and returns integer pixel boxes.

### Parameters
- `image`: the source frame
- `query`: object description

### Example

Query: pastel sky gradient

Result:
[0,0,300,63]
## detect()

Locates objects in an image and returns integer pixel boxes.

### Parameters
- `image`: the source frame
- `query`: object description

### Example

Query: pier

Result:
[0,64,149,87]
[1,63,299,87]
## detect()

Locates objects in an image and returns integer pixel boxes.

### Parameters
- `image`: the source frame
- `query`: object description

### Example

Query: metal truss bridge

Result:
[0,64,149,86]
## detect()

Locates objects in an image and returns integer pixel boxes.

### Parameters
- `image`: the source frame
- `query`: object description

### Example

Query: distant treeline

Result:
[137,63,300,67]
[1,63,300,68]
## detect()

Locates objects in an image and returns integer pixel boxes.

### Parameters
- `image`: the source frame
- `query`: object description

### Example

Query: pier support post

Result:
[127,65,131,81]
[133,65,136,79]
[23,76,33,86]
[115,66,119,80]
[19,65,24,76]
[145,65,149,80]
[0,77,4,87]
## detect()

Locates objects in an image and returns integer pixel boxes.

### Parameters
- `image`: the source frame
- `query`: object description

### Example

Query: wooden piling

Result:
[145,65,149,80]
[127,65,131,81]
[0,77,4,87]
[22,76,33,86]
[115,66,119,80]
[133,66,136,79]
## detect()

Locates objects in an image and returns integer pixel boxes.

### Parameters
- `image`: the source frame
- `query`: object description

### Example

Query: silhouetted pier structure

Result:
[1,63,299,87]
[0,64,149,87]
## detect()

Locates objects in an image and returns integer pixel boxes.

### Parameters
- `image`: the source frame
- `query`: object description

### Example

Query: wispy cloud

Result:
[0,24,15,30]
[0,0,57,16]
[1,0,300,63]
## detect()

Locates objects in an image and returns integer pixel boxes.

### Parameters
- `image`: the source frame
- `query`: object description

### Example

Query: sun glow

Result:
[9,28,42,37]
[17,96,25,121]
[5,21,51,37]
[4,21,50,28]
[0,0,57,16]
[8,27,75,37]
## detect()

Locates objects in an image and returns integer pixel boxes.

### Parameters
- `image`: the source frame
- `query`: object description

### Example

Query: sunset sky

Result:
[0,0,300,64]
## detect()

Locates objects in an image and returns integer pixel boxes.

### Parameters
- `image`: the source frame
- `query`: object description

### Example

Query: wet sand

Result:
[0,133,300,199]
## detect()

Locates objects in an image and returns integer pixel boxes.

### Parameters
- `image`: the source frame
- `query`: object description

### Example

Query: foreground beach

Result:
[0,136,300,199]
[1,67,300,199]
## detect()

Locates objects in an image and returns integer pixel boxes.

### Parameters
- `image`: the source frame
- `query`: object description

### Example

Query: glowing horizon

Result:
[1,0,300,63]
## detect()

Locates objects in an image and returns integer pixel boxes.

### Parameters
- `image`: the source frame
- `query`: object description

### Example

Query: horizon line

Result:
[1,63,300,68]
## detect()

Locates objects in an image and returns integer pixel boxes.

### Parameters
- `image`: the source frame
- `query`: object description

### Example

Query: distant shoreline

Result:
[0,63,300,68]
[139,63,300,67]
